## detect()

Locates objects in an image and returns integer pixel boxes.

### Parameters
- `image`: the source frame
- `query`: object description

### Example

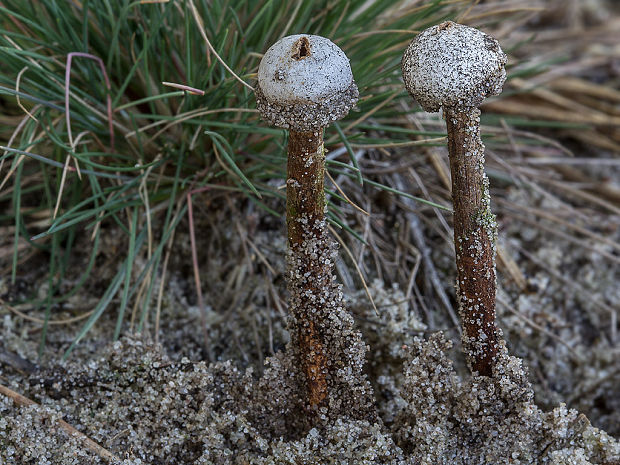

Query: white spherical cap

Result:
[402,21,507,112]
[256,34,358,131]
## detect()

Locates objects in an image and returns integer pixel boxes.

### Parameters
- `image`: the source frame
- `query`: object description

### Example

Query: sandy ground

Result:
[0,200,618,463]
[1,1,619,463]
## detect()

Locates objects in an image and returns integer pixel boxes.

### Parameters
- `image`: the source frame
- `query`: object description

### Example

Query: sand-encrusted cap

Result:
[402,21,507,112]
[256,34,358,131]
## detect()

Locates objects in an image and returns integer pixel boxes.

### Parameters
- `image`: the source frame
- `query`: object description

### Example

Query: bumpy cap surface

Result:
[402,21,506,112]
[256,34,358,131]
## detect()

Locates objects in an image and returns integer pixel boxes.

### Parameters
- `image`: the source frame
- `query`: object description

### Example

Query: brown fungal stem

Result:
[286,129,329,409]
[401,22,507,376]
[445,107,499,376]
[256,34,364,414]
[287,130,325,247]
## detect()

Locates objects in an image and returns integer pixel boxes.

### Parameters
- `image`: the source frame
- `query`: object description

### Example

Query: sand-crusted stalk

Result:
[402,21,507,376]
[445,108,499,376]
[256,34,375,417]
[287,131,326,247]
[286,129,329,408]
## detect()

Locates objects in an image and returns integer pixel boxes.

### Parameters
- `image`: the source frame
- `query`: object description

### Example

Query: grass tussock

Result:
[0,0,464,353]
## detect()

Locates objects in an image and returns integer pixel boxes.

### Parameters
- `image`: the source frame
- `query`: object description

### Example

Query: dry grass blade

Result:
[154,197,185,344]
[509,211,620,264]
[1,297,94,326]
[161,81,205,95]
[124,108,256,140]
[65,52,115,152]
[497,198,620,253]
[187,0,254,91]
[485,99,620,126]
[496,246,527,291]
[326,170,370,216]
[186,188,212,361]
[328,224,378,317]
[0,383,121,463]
[548,77,620,103]
[497,295,583,361]
[240,234,277,276]
[349,136,446,149]
[539,178,620,216]
[15,66,37,122]
[515,245,618,344]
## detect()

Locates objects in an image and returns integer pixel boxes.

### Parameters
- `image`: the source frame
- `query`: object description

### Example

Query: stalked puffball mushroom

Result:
[255,34,358,410]
[402,21,507,376]
[256,34,358,132]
